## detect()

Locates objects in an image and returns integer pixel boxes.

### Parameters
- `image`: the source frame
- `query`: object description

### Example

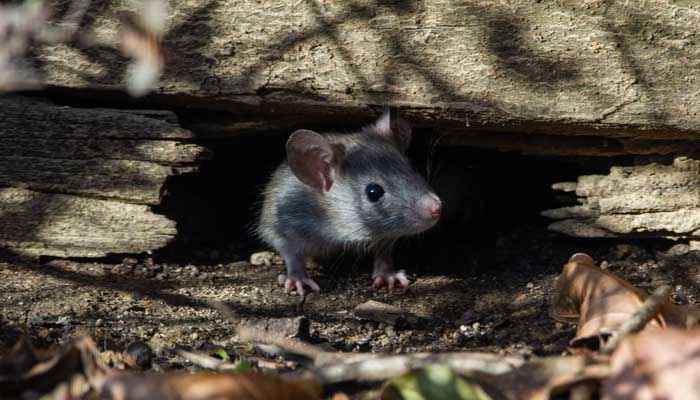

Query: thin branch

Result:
[175,349,240,371]
[602,285,671,355]
[210,300,324,360]
[237,326,324,361]
[314,352,525,384]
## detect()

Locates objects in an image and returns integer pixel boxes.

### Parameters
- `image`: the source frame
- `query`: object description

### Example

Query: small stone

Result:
[95,318,103,327]
[600,260,609,270]
[250,316,310,340]
[123,341,154,370]
[471,322,480,331]
[250,251,283,267]
[555,322,564,330]
[526,282,534,291]
[354,300,425,328]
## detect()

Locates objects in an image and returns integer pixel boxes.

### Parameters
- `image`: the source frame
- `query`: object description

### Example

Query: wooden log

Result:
[31,0,700,142]
[0,187,177,258]
[0,96,209,257]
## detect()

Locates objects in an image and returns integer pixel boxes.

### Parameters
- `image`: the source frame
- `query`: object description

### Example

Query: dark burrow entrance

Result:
[152,116,657,281]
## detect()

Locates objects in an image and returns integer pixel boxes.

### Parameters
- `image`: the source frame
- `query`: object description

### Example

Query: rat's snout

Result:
[418,193,442,222]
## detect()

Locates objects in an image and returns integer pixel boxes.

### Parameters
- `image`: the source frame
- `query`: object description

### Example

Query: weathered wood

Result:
[33,0,700,143]
[0,96,208,204]
[542,158,700,239]
[0,97,192,140]
[0,156,176,205]
[0,187,177,258]
[0,96,208,257]
[0,138,205,165]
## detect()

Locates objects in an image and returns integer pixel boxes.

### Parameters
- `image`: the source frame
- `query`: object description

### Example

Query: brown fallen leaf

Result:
[492,354,610,400]
[602,328,700,400]
[550,253,686,348]
[101,370,323,400]
[0,336,106,397]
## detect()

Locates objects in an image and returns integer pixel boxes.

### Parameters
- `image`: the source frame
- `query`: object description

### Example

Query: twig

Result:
[602,285,671,354]
[210,300,323,360]
[237,326,324,360]
[314,352,525,384]
[215,299,525,384]
[175,348,239,371]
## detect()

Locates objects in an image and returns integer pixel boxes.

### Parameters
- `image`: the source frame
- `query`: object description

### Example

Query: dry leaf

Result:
[493,355,610,400]
[550,253,669,348]
[101,370,323,400]
[0,336,106,397]
[602,328,700,400]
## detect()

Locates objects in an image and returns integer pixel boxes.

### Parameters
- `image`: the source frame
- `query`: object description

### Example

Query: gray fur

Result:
[257,113,440,291]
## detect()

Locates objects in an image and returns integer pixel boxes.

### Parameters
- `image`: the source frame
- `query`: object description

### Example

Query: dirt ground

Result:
[2,220,699,397]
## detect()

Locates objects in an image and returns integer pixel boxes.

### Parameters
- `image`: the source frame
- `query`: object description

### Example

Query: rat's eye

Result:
[365,183,385,202]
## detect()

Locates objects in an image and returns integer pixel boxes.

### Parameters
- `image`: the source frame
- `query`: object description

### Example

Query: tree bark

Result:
[0,96,209,258]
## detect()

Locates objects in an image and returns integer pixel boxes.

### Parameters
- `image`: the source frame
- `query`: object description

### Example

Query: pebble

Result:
[123,341,154,370]
[250,251,283,266]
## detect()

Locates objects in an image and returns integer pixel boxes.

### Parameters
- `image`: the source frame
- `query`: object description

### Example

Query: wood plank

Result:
[0,187,177,258]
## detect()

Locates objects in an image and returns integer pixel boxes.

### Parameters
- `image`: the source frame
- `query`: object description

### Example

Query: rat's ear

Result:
[286,130,337,191]
[373,107,412,153]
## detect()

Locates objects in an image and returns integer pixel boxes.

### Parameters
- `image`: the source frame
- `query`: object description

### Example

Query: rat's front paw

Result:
[372,270,410,291]
[277,274,321,296]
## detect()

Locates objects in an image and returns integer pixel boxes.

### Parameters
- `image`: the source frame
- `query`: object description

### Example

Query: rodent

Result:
[257,109,442,295]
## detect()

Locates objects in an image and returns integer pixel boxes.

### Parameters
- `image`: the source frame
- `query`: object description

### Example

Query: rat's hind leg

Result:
[371,247,409,291]
[277,250,320,296]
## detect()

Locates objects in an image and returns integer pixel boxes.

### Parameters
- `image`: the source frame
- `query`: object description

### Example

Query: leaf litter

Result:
[4,251,700,399]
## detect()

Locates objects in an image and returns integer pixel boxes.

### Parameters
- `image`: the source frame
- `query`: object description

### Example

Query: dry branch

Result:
[601,285,672,355]
[175,349,240,371]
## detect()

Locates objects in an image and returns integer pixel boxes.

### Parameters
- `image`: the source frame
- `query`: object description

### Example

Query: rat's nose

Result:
[419,193,442,221]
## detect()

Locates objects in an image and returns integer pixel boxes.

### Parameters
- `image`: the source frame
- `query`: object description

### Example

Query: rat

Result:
[256,109,442,295]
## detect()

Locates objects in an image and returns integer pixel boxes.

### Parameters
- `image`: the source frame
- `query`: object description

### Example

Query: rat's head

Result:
[286,109,441,241]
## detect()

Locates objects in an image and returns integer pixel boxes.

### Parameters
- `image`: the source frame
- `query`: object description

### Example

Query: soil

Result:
[2,219,699,398]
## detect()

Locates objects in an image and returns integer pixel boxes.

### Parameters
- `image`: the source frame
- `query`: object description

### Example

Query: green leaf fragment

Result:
[216,348,230,362]
[383,365,492,400]
[235,359,254,372]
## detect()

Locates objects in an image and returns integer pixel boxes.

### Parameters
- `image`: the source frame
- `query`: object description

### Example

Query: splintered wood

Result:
[543,157,700,240]
[0,96,209,258]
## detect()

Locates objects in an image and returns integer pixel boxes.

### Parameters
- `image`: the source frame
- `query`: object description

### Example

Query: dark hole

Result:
[153,119,641,280]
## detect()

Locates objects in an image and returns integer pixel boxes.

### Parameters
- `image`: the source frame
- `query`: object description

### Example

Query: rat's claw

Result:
[277,274,320,296]
[372,270,410,291]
